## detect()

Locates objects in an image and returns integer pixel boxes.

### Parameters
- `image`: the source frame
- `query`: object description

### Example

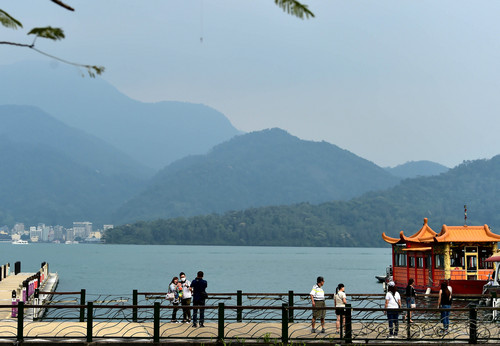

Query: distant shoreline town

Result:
[0,222,112,244]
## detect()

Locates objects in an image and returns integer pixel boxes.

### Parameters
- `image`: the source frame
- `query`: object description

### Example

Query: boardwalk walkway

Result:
[0,273,34,319]
[0,319,495,343]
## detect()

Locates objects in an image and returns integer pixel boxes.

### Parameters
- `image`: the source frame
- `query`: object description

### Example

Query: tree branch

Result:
[50,0,75,11]
[0,41,33,48]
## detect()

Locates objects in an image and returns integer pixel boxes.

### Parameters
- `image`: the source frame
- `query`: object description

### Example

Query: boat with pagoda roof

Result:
[382,218,500,294]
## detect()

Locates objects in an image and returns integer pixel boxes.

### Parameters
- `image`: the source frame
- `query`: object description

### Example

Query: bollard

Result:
[11,290,17,318]
[236,290,242,322]
[153,302,160,343]
[469,304,477,344]
[132,289,138,322]
[33,288,39,320]
[22,281,27,302]
[87,302,93,342]
[80,289,86,322]
[288,290,294,322]
[281,303,289,344]
[218,303,225,343]
[345,303,352,344]
[15,261,21,275]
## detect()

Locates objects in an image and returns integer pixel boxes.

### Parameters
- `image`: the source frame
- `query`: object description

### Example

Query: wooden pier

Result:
[0,262,58,320]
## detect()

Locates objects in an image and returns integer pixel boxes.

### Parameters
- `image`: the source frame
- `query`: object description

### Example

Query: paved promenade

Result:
[0,320,494,343]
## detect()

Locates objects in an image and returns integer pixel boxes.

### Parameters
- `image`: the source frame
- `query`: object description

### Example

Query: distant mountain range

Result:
[0,61,462,234]
[385,160,449,179]
[112,128,401,223]
[0,105,147,225]
[105,156,500,247]
[0,61,241,170]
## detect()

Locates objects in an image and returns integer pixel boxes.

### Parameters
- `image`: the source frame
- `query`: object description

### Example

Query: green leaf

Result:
[27,26,65,41]
[274,0,315,19]
[0,9,23,29]
[85,65,105,78]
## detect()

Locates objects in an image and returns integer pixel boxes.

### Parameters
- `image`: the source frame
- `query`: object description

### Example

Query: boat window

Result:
[451,247,464,268]
[417,257,424,268]
[395,253,406,267]
[435,254,444,269]
[408,256,415,268]
[479,247,494,269]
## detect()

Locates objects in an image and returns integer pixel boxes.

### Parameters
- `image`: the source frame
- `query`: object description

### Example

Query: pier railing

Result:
[0,291,498,343]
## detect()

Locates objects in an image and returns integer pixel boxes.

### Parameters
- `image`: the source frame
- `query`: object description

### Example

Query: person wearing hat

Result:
[384,281,401,338]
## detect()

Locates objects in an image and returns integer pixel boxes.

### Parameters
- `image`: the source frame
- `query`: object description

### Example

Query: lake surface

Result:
[0,244,391,296]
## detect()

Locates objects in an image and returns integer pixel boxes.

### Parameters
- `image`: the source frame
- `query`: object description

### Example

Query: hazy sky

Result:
[2,1,500,168]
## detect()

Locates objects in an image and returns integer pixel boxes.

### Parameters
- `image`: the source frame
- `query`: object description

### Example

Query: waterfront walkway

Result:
[0,319,494,343]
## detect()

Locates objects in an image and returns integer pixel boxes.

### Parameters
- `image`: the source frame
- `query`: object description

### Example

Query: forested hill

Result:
[112,128,400,223]
[105,156,500,247]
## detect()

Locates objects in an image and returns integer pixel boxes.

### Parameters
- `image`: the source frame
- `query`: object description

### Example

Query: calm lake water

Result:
[0,244,391,296]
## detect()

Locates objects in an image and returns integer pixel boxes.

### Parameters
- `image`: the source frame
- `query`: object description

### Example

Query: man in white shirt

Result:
[179,272,192,323]
[310,276,326,333]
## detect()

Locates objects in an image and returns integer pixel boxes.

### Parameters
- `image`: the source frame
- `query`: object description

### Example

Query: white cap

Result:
[388,281,395,287]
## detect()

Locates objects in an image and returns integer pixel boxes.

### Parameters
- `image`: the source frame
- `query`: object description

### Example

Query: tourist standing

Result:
[384,281,401,338]
[310,276,326,333]
[191,271,208,328]
[168,276,181,322]
[179,272,192,323]
[404,278,416,322]
[437,282,452,331]
[334,283,347,333]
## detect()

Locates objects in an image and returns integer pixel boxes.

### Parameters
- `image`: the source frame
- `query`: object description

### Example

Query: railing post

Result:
[469,304,477,344]
[87,302,93,342]
[288,290,294,322]
[282,303,289,344]
[154,302,160,343]
[237,290,242,322]
[406,307,411,340]
[132,289,138,322]
[80,289,86,322]
[17,301,24,342]
[345,303,352,344]
[218,302,225,343]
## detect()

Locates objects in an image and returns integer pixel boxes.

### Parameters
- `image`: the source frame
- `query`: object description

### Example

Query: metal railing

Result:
[0,291,497,343]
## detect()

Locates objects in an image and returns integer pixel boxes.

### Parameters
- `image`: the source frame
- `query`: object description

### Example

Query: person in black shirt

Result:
[404,278,416,322]
[191,271,208,327]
